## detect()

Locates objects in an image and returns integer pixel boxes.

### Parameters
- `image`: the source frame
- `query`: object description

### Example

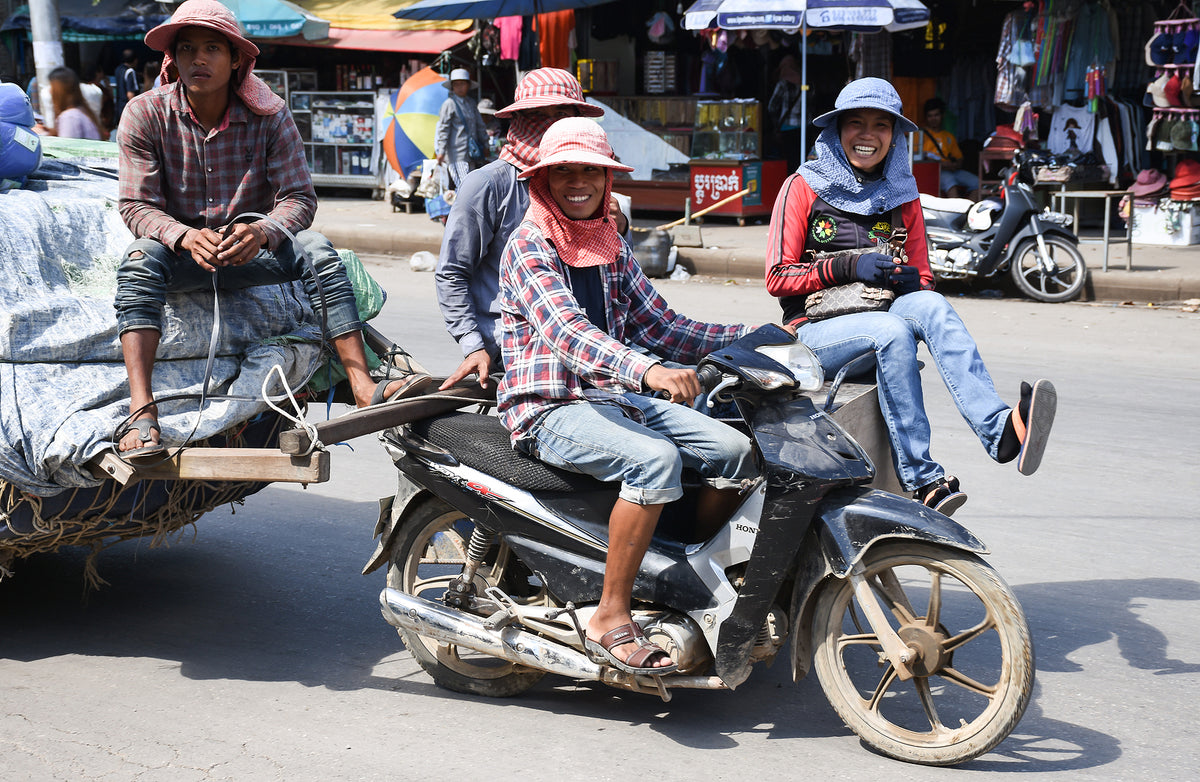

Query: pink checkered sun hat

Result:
[495,68,604,119]
[518,117,633,179]
[145,0,259,59]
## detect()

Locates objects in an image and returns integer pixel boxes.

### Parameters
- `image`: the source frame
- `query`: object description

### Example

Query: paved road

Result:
[3,263,1198,781]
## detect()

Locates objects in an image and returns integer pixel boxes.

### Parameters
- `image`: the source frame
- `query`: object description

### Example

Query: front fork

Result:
[1033,230,1058,274]
[849,561,917,681]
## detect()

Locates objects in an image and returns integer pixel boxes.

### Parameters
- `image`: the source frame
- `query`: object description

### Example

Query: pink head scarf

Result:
[143,0,284,116]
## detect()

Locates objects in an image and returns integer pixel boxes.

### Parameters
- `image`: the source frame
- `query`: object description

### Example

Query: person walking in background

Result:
[40,67,102,140]
[143,60,162,92]
[921,97,980,200]
[84,65,116,138]
[434,68,489,191]
[113,49,139,125]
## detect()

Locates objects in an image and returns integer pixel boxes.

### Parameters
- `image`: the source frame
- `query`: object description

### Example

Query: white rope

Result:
[261,364,322,455]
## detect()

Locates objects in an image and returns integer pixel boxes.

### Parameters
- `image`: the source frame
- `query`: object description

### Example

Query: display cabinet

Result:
[256,69,318,106]
[691,99,761,161]
[290,91,378,190]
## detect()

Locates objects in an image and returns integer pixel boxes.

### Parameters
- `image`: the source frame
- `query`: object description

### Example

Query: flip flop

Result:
[1013,380,1057,476]
[369,373,434,406]
[584,622,678,675]
[115,417,166,461]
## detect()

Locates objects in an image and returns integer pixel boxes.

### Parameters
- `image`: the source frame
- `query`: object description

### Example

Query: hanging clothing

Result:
[995,11,1030,109]
[518,16,541,70]
[1063,1,1116,102]
[1048,104,1096,155]
[536,10,575,71]
[849,32,892,80]
[495,16,522,61]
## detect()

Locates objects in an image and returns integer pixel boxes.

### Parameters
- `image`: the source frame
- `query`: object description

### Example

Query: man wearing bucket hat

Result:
[766,77,1057,515]
[434,68,628,392]
[498,117,766,674]
[434,68,490,192]
[112,0,421,459]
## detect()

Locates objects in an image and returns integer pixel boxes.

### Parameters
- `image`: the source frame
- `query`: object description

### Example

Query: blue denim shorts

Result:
[527,393,755,506]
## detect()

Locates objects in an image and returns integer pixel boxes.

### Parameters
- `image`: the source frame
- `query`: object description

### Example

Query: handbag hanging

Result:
[803,207,907,322]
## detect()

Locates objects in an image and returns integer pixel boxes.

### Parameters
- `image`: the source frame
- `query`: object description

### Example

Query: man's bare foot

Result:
[353,374,433,408]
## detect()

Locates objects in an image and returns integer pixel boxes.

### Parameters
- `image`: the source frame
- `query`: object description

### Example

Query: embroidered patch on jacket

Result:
[867,220,893,243]
[810,215,838,243]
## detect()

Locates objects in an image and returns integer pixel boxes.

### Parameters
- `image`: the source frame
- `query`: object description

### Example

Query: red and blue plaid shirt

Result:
[117,82,316,252]
[497,221,749,444]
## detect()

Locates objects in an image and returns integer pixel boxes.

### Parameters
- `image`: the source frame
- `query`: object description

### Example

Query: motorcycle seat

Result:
[919,193,974,214]
[407,412,610,494]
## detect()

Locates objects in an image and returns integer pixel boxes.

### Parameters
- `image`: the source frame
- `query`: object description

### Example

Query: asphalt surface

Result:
[311,195,1200,305]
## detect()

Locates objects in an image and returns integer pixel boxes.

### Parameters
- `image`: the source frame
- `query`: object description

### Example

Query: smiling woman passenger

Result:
[764,78,1058,516]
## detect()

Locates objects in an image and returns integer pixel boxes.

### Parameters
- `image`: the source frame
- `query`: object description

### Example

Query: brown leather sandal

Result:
[584,622,678,675]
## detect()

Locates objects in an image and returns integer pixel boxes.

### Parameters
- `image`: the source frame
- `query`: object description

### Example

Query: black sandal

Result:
[915,476,967,516]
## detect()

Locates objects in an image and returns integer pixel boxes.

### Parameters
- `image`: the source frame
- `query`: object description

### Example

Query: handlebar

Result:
[697,363,723,392]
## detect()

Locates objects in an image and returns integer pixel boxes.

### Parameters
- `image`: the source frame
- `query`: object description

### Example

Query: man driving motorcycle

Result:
[496,118,777,674]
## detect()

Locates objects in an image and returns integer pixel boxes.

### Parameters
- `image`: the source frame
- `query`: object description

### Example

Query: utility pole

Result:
[27,0,63,129]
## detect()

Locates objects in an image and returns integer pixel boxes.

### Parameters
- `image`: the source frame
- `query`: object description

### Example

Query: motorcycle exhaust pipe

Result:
[380,587,603,681]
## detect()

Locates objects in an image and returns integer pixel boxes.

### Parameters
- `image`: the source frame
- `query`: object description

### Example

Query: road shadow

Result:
[3,491,1196,770]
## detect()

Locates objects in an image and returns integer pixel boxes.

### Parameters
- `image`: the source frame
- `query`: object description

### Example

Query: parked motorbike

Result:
[922,150,1086,302]
[366,325,1034,765]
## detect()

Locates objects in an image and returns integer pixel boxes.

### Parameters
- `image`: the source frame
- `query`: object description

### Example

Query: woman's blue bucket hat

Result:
[812,77,919,135]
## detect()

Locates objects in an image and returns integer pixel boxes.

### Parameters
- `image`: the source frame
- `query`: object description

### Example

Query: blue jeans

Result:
[526,394,756,506]
[114,230,362,339]
[798,290,1009,492]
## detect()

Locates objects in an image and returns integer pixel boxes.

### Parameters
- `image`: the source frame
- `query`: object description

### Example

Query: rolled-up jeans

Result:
[525,393,756,506]
[114,229,362,339]
[797,290,1008,492]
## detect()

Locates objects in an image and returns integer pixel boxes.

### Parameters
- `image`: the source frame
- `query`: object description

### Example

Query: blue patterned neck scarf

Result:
[799,125,919,215]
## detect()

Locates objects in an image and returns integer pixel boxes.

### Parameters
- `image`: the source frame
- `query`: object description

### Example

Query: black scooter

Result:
[922,150,1086,302]
[366,325,1034,766]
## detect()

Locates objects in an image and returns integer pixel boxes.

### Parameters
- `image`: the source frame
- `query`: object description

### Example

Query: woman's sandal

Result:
[916,475,968,516]
[1013,380,1057,476]
[584,622,678,675]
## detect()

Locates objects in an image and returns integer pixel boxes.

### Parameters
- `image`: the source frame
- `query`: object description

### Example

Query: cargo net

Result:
[0,413,286,588]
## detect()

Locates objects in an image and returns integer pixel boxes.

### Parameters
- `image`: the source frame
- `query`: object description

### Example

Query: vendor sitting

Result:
[921,98,980,201]
[112,0,414,459]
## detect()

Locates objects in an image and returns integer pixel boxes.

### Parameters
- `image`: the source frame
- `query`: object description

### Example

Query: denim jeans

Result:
[114,230,362,339]
[526,393,756,506]
[798,290,1009,492]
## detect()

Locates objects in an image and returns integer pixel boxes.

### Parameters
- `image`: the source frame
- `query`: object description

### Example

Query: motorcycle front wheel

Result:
[387,495,545,697]
[811,542,1034,766]
[1009,234,1087,302]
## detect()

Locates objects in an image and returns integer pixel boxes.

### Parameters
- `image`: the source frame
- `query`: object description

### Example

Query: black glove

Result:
[890,265,922,295]
[854,252,895,285]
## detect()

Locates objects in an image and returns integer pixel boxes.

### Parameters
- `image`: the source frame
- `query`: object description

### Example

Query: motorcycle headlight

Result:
[753,342,825,392]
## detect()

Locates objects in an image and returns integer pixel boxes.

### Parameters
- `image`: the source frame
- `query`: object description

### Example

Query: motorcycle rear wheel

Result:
[811,542,1033,766]
[387,496,546,697]
[1009,235,1086,302]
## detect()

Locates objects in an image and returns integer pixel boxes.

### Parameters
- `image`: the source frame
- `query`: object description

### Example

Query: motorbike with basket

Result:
[921,149,1086,302]
[364,325,1035,766]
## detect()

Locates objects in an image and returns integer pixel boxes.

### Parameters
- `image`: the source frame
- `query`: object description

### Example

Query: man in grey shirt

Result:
[436,68,629,390]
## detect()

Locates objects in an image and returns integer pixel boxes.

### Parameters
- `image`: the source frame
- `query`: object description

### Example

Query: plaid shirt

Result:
[497,221,748,444]
[117,82,315,252]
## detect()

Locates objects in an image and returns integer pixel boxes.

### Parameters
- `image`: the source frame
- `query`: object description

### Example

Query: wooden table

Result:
[1049,189,1132,271]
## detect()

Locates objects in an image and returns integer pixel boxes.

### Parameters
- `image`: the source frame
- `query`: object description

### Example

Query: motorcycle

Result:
[365,325,1034,766]
[921,149,1087,302]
